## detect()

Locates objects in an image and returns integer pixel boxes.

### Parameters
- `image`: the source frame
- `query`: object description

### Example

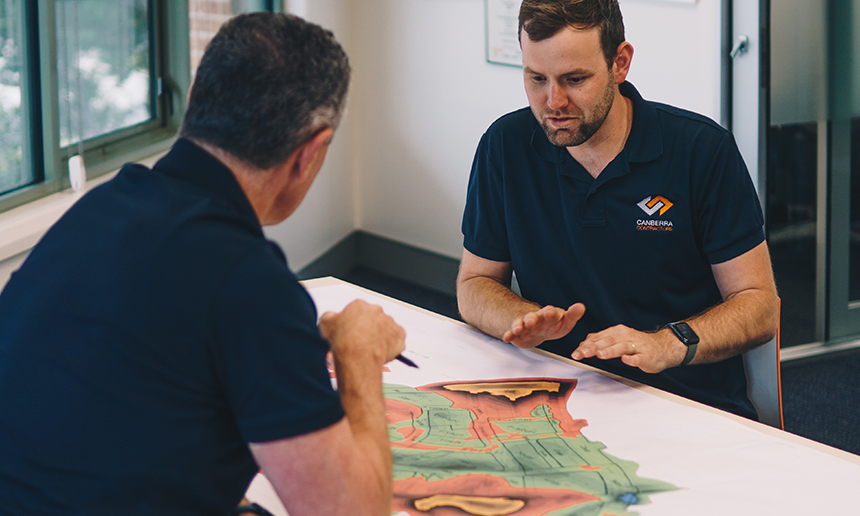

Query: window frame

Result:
[0,0,192,213]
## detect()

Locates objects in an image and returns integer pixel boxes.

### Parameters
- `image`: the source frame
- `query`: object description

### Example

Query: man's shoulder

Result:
[486,107,536,135]
[623,82,725,131]
[650,100,730,138]
[478,107,540,158]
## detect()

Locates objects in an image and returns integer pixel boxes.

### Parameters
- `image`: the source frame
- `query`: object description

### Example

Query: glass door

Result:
[766,0,827,348]
[760,0,860,352]
[827,1,860,339]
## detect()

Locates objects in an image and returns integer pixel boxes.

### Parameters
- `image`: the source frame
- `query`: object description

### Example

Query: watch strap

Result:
[680,341,698,366]
[668,321,699,366]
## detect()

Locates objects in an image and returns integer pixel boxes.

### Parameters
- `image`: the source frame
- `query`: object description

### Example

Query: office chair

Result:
[742,298,783,429]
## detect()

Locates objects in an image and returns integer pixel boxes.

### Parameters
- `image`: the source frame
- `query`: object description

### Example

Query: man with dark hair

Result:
[0,13,402,516]
[458,0,779,419]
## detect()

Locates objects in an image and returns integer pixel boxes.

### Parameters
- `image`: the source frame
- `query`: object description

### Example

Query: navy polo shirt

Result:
[463,82,764,419]
[0,139,344,515]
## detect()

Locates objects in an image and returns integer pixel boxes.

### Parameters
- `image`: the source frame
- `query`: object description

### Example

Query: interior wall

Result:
[350,0,524,261]
[348,0,723,261]
[622,0,722,119]
[0,252,27,289]
[264,0,357,271]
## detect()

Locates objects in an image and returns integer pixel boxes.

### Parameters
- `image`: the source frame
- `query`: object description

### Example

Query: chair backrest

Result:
[742,299,783,429]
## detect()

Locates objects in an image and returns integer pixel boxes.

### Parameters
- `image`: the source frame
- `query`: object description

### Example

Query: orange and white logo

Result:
[636,196,674,231]
[637,196,673,216]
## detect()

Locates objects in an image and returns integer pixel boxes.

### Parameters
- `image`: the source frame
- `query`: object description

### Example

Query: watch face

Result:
[671,322,700,345]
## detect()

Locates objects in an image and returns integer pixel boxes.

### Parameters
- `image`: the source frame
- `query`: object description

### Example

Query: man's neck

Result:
[189,138,287,225]
[566,92,633,179]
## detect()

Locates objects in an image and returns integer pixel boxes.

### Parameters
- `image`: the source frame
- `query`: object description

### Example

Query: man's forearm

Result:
[251,354,394,516]
[332,355,392,511]
[457,250,586,349]
[570,286,779,374]
[319,300,404,514]
[681,288,779,365]
[457,274,540,340]
[253,301,403,515]
[684,242,780,365]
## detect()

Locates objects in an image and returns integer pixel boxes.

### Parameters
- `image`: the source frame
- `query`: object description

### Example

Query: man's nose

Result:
[547,82,567,110]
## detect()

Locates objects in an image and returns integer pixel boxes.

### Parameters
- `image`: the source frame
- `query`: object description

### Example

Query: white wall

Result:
[0,252,27,288]
[622,0,722,119]
[346,0,723,261]
[349,0,523,261]
[264,0,357,271]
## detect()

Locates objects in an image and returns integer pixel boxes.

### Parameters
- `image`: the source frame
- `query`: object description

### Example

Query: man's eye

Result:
[567,77,585,84]
[530,75,546,83]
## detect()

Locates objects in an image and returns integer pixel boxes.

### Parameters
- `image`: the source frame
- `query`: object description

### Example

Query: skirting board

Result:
[296,230,460,297]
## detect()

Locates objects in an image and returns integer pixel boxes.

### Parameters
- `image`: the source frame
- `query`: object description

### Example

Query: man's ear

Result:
[293,127,334,181]
[612,42,634,84]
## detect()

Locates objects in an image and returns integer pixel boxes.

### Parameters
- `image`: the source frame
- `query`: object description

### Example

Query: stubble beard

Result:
[537,76,617,148]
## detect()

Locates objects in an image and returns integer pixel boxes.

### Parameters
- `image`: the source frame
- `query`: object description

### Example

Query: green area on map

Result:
[384,380,677,516]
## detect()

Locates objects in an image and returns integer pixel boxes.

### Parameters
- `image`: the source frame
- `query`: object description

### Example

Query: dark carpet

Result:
[781,352,860,455]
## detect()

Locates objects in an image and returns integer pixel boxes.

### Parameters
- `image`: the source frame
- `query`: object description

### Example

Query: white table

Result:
[247,277,860,515]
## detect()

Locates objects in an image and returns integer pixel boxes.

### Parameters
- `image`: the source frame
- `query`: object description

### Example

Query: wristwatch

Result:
[668,321,699,366]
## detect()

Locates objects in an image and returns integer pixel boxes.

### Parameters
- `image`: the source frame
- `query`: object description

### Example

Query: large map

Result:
[236,281,860,516]
[385,378,675,516]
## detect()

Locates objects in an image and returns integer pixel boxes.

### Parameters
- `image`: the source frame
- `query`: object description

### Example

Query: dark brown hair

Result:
[518,0,625,66]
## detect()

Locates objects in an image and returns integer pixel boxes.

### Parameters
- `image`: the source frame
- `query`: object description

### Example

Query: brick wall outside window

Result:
[189,0,233,77]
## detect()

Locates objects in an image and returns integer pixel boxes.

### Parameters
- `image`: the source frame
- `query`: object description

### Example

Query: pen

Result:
[395,355,419,368]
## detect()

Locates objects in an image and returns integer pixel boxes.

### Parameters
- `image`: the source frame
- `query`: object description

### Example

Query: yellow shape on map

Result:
[443,381,560,401]
[413,494,526,515]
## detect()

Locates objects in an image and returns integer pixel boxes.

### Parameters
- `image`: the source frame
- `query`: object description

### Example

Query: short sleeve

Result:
[462,131,513,262]
[693,131,765,264]
[209,243,344,444]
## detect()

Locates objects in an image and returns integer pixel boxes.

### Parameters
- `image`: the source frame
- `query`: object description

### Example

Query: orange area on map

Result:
[392,475,600,516]
[414,494,524,515]
[423,378,586,441]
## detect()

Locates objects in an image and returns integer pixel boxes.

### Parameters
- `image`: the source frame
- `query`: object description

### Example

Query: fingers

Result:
[503,304,582,348]
[318,311,338,341]
[571,326,677,374]
[321,300,406,364]
[572,325,639,361]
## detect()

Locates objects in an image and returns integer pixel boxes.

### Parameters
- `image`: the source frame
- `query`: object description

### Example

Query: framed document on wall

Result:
[485,0,521,67]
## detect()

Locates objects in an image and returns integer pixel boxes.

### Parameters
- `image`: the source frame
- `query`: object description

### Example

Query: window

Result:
[0,0,276,214]
[56,0,154,148]
[0,0,31,194]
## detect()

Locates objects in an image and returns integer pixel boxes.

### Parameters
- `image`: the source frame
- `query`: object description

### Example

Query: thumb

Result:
[565,303,586,322]
[558,303,585,334]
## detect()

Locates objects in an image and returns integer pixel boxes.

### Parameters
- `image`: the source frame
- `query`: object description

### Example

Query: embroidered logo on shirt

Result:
[636,196,674,232]
[636,196,673,216]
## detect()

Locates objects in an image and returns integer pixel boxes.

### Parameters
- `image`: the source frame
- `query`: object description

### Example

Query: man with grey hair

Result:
[0,13,402,516]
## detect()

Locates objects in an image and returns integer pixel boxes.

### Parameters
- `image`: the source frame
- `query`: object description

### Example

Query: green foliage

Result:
[1,2,26,194]
[0,0,154,196]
